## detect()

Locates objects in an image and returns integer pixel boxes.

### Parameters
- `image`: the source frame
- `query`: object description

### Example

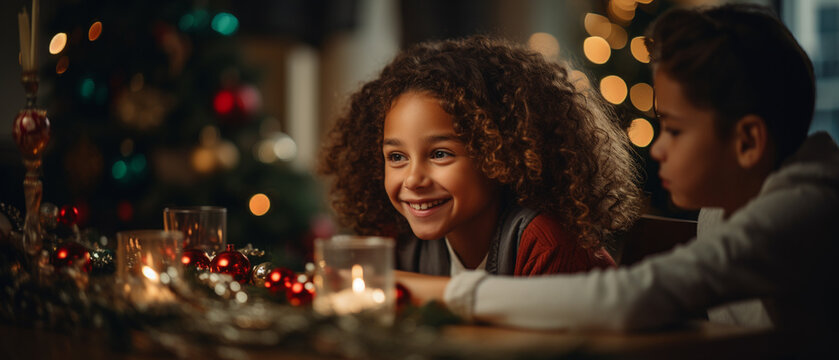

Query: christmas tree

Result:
[38,0,327,267]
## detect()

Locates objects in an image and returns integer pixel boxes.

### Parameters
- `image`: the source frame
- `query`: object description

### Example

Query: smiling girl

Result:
[318,35,642,276]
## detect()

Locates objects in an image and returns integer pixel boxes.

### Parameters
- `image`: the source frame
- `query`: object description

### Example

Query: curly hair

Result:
[318,35,642,248]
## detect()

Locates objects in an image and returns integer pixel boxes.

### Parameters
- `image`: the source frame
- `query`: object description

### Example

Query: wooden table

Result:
[441,321,788,359]
[0,320,788,359]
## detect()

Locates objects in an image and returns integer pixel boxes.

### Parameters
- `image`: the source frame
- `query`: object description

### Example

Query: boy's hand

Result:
[395,270,451,306]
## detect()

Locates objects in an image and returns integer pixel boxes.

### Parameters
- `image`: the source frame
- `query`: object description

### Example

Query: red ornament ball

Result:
[51,241,91,272]
[210,244,251,283]
[286,280,314,306]
[263,267,295,293]
[57,205,79,226]
[181,248,211,271]
[12,108,50,159]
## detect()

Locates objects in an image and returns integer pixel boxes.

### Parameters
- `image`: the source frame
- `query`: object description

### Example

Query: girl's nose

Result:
[404,162,431,189]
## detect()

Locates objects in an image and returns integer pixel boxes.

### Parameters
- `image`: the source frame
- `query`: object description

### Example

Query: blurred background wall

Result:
[1,0,836,263]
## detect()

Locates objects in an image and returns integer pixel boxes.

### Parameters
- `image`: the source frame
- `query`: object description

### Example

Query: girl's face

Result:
[382,92,500,242]
[650,70,742,211]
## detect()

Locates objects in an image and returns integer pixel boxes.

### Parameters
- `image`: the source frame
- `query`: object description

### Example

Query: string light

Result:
[527,32,560,60]
[599,75,627,104]
[583,36,610,64]
[584,13,611,38]
[628,118,655,147]
[606,24,628,49]
[630,37,650,63]
[88,21,102,41]
[49,33,67,54]
[249,194,270,216]
[630,83,654,112]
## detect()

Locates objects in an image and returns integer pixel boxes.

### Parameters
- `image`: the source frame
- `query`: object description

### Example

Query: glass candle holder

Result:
[313,236,395,324]
[116,230,184,305]
[163,206,226,253]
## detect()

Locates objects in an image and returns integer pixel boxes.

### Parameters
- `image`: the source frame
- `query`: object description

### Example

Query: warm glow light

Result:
[49,33,68,55]
[351,264,365,293]
[181,256,191,265]
[583,36,611,64]
[56,56,69,74]
[88,21,102,41]
[628,118,655,147]
[568,70,591,92]
[528,32,560,60]
[58,250,68,259]
[271,272,281,282]
[608,0,636,24]
[249,193,270,216]
[606,24,627,49]
[218,258,229,267]
[372,289,386,303]
[630,83,654,112]
[600,75,628,104]
[630,36,650,63]
[584,13,611,38]
[142,266,159,281]
[637,0,654,4]
[191,147,216,174]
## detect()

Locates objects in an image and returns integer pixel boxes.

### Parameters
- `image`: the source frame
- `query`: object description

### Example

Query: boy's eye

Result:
[431,150,452,159]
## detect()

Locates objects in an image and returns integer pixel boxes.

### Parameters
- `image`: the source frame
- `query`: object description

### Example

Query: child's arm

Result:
[444,180,838,330]
[395,270,450,306]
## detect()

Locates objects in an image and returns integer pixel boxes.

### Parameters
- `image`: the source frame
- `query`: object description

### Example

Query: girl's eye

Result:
[387,153,406,162]
[431,150,452,159]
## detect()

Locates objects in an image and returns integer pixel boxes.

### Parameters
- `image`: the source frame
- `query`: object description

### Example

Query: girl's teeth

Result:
[410,200,442,210]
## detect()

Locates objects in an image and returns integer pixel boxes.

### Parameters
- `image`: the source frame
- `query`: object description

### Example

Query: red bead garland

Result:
[210,244,250,283]
[263,267,294,293]
[51,241,91,272]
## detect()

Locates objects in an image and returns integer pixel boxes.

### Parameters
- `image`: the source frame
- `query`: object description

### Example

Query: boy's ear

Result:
[733,114,770,169]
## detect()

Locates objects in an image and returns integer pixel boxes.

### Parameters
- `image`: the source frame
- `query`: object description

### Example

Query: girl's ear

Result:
[733,114,772,169]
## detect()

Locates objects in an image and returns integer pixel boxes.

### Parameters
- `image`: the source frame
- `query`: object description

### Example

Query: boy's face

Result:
[650,70,742,210]
[382,92,500,242]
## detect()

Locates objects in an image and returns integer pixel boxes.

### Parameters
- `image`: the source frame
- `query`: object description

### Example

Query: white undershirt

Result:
[445,237,488,277]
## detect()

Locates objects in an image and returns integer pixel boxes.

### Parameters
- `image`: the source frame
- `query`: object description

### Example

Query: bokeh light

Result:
[584,13,611,38]
[211,12,239,36]
[630,36,650,63]
[111,160,128,180]
[249,194,270,216]
[583,36,610,64]
[630,83,654,112]
[191,147,216,173]
[606,24,627,49]
[49,33,67,55]
[88,21,102,41]
[599,75,627,104]
[80,78,95,99]
[609,0,636,24]
[56,56,69,74]
[528,32,560,60]
[628,118,655,147]
[568,70,591,92]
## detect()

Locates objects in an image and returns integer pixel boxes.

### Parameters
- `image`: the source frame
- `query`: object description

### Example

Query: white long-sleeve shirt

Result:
[444,133,839,334]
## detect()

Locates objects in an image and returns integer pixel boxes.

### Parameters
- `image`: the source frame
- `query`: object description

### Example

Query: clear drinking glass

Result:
[163,206,227,253]
[116,230,184,305]
[312,235,395,324]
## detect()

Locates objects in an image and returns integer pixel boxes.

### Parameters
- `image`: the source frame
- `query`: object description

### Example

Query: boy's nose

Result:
[650,136,665,162]
[404,163,431,189]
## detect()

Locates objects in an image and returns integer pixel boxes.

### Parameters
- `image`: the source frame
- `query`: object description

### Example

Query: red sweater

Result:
[515,214,615,276]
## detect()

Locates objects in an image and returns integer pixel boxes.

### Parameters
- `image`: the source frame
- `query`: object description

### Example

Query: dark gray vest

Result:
[395,204,540,276]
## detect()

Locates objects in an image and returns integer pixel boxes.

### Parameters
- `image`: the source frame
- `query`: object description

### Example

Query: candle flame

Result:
[142,266,159,281]
[351,264,365,293]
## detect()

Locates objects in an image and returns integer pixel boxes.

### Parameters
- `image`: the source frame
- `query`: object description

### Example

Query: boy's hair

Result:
[645,4,815,165]
[318,35,641,248]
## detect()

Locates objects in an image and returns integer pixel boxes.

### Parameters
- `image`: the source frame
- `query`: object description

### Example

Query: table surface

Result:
[0,320,790,360]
